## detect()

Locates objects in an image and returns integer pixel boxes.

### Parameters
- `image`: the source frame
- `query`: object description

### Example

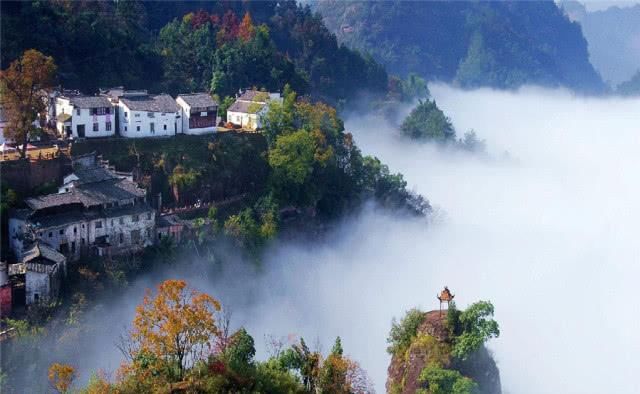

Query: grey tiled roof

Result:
[121,94,179,113]
[26,190,101,211]
[178,93,218,109]
[77,178,146,203]
[237,90,270,102]
[228,101,265,114]
[72,166,118,185]
[26,176,145,211]
[21,241,66,265]
[69,96,112,109]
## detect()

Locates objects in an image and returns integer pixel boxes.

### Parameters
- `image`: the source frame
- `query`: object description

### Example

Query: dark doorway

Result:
[77,124,85,138]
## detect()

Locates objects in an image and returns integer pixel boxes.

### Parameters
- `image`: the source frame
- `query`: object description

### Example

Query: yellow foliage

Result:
[48,363,76,393]
[129,280,221,380]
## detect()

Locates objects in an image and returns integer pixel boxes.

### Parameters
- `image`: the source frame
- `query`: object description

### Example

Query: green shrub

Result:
[387,308,425,355]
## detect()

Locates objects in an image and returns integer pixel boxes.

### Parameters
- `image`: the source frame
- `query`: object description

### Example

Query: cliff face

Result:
[386,310,501,394]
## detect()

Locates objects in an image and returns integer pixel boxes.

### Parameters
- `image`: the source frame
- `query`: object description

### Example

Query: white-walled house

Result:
[55,95,115,139]
[176,93,218,135]
[9,154,155,263]
[118,94,181,138]
[20,241,66,305]
[227,89,282,131]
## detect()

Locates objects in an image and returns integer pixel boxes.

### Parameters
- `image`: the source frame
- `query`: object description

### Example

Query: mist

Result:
[9,85,640,394]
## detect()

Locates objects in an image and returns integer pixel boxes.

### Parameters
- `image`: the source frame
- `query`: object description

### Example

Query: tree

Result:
[217,96,236,120]
[450,301,500,359]
[48,363,75,394]
[0,49,56,157]
[401,99,455,142]
[418,362,477,394]
[262,84,296,146]
[128,279,221,380]
[268,130,317,185]
[387,308,426,355]
[238,12,256,42]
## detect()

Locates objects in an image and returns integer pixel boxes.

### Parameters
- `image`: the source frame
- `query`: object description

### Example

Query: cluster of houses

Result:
[0,87,283,316]
[1,152,202,315]
[48,87,281,140]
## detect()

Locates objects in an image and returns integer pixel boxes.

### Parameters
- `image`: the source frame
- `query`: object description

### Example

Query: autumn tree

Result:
[48,363,75,394]
[0,49,56,157]
[126,279,221,381]
[238,12,256,42]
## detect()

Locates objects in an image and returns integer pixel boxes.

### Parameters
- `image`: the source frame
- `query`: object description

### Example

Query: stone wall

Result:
[1,156,71,195]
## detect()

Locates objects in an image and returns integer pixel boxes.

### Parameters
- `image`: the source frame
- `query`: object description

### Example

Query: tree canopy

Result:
[0,49,56,157]
[401,100,455,142]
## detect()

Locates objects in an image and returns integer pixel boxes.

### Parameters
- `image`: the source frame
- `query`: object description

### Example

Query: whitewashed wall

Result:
[118,104,182,138]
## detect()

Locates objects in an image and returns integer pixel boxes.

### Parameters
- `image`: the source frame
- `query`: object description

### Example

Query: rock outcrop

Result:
[386,310,501,394]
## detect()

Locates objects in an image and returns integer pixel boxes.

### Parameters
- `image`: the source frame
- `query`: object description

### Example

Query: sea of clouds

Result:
[11,85,640,393]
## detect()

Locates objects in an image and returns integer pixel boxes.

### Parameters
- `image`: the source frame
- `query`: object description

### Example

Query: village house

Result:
[156,214,186,243]
[55,94,115,139]
[176,93,218,135]
[8,154,156,263]
[12,240,67,305]
[117,92,182,138]
[227,89,281,131]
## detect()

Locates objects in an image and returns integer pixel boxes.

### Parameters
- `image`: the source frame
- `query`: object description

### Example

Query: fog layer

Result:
[13,85,640,394]
[344,84,640,393]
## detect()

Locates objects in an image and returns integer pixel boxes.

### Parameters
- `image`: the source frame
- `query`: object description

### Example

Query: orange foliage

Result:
[48,363,76,393]
[238,12,256,42]
[0,49,57,157]
[129,280,221,379]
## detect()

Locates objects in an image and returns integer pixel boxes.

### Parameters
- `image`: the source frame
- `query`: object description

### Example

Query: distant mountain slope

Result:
[316,1,605,93]
[559,2,640,86]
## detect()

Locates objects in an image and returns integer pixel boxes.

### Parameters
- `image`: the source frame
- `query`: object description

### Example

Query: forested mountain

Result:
[560,1,640,86]
[316,0,606,93]
[0,1,387,103]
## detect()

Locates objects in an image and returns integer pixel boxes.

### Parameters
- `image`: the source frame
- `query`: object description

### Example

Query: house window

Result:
[146,228,151,238]
[59,229,63,235]
[73,227,77,234]
[131,229,140,244]
[136,126,140,131]
[124,112,128,117]
[134,113,140,118]
[132,214,139,222]
[82,224,85,228]
[146,212,152,220]
[81,238,85,246]
[147,112,155,118]
[93,122,99,132]
[49,232,52,237]
[119,233,124,244]
[124,126,128,131]
[111,219,114,226]
[34,293,40,302]
[106,121,112,131]
[95,220,103,229]
[163,124,167,130]
[105,107,111,114]
[76,108,81,116]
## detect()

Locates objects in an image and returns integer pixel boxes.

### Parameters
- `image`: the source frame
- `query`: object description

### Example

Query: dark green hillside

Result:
[316,0,605,93]
[0,1,387,103]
